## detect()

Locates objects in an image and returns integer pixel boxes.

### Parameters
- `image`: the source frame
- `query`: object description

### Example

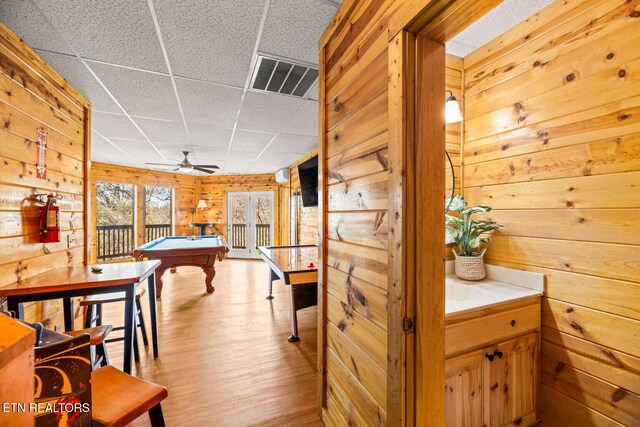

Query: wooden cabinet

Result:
[445,298,541,427]
[445,350,485,427]
[445,333,539,427]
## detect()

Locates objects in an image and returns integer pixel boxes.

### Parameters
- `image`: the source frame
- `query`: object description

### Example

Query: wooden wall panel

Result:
[320,1,462,422]
[0,22,90,330]
[282,151,319,246]
[462,1,640,425]
[322,28,391,422]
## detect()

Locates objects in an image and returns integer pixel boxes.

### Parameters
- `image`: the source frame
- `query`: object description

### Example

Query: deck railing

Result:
[96,225,134,261]
[145,224,171,243]
[231,223,270,249]
[255,224,270,247]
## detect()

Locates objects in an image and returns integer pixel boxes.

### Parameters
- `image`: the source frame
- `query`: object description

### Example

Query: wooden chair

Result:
[81,287,149,362]
[34,334,168,427]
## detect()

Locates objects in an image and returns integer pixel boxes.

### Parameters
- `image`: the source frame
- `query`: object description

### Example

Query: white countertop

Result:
[446,276,542,316]
[445,262,544,317]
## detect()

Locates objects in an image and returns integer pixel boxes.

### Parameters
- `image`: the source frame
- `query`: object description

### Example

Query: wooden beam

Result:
[317,45,328,414]
[414,35,445,426]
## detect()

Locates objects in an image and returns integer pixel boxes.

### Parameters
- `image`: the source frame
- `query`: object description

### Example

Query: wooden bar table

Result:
[0,261,160,375]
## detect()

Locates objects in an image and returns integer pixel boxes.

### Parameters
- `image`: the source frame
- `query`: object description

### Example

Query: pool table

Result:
[132,236,228,298]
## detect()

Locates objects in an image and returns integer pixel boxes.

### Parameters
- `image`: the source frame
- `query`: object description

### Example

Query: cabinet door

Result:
[445,350,485,427]
[487,332,538,426]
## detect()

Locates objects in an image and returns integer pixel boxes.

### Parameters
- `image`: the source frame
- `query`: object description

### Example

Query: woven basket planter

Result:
[453,248,486,281]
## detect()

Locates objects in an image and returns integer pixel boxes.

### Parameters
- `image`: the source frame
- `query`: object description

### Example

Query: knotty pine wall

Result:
[197,173,285,245]
[89,162,197,262]
[462,0,640,425]
[319,0,463,420]
[280,150,319,246]
[0,22,91,329]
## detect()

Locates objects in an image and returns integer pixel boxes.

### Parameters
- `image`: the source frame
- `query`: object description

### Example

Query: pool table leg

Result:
[154,268,167,299]
[203,267,216,293]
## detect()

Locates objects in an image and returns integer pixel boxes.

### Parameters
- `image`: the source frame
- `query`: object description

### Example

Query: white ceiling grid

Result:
[0,0,331,175]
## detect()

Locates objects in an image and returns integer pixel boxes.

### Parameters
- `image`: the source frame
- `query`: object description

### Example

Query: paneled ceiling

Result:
[1,0,552,175]
[0,0,340,174]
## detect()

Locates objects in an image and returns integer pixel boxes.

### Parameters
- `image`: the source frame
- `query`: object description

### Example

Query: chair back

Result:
[34,334,93,427]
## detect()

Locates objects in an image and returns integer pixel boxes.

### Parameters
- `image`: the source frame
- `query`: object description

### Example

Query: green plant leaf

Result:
[461,205,493,215]
[446,195,466,212]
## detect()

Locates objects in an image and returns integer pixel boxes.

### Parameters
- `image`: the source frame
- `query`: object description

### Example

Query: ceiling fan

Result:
[145,151,220,174]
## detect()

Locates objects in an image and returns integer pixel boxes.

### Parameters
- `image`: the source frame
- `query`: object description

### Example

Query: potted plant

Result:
[445,195,503,281]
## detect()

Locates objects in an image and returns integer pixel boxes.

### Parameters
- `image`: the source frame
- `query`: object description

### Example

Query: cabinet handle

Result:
[485,353,495,362]
[494,350,504,359]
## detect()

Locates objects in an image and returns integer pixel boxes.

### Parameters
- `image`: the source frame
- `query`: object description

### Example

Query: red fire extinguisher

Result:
[39,194,61,243]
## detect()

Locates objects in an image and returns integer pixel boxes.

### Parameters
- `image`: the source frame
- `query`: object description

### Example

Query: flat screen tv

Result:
[297,155,318,208]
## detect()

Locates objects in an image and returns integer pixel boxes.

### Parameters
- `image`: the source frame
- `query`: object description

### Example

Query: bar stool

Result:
[81,287,149,361]
[66,325,113,369]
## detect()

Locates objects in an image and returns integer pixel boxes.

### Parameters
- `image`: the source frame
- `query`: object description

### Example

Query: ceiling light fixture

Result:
[178,164,193,173]
[445,90,463,124]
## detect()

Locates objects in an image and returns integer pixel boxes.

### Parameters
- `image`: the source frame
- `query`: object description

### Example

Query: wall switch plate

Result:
[68,234,76,247]
[54,323,62,332]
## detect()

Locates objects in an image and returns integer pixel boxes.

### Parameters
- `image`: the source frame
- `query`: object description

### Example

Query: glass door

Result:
[227,192,274,259]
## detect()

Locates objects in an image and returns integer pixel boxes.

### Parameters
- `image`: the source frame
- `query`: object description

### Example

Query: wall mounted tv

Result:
[297,155,318,208]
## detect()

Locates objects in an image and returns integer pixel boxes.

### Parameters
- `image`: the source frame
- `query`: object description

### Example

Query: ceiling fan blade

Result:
[193,166,215,174]
[145,162,176,166]
[192,164,220,169]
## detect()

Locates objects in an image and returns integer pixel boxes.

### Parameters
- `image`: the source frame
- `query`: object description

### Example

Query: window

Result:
[95,182,135,262]
[144,186,173,242]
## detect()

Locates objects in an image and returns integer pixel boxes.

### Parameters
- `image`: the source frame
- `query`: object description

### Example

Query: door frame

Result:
[227,191,275,259]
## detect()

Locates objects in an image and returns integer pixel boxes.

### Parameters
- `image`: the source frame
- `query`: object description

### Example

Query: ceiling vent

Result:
[249,54,318,98]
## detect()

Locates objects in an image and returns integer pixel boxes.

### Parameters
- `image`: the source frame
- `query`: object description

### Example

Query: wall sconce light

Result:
[197,199,208,210]
[445,90,463,124]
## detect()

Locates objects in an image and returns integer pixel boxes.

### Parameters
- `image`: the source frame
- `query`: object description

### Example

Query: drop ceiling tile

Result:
[89,62,181,121]
[445,40,478,58]
[37,50,121,113]
[247,162,280,174]
[0,0,73,54]
[268,133,317,153]
[448,0,555,57]
[188,123,233,148]
[153,142,194,162]
[110,139,165,164]
[175,78,243,127]
[237,92,318,135]
[306,79,319,100]
[134,118,188,144]
[295,140,318,154]
[33,0,167,72]
[190,147,225,164]
[91,131,135,165]
[256,151,299,165]
[153,0,264,86]
[231,129,275,152]
[227,150,260,163]
[221,164,249,175]
[259,0,337,64]
[92,112,145,140]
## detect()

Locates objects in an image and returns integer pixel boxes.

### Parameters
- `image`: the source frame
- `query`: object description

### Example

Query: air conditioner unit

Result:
[275,167,290,183]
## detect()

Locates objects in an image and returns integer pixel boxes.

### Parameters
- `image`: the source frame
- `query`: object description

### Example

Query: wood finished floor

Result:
[101,259,322,427]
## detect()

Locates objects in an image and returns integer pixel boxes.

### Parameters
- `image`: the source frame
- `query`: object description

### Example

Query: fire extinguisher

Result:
[39,194,62,243]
